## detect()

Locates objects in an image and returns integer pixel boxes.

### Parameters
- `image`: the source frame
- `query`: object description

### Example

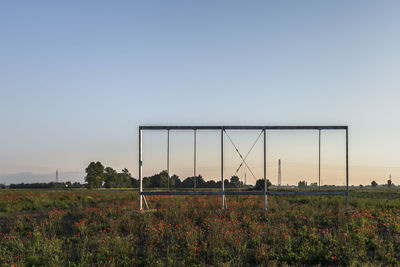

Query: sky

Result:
[1,1,400,185]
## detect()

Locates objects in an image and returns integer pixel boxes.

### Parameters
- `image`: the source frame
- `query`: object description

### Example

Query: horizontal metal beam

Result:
[143,191,220,195]
[141,191,347,196]
[267,191,346,196]
[139,126,348,130]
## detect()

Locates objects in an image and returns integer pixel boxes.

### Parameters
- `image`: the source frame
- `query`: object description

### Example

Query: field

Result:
[1,189,400,266]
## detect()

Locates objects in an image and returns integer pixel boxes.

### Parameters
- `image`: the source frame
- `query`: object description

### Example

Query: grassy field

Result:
[1,189,400,266]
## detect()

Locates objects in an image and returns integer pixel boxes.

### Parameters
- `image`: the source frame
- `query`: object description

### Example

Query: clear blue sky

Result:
[1,1,400,185]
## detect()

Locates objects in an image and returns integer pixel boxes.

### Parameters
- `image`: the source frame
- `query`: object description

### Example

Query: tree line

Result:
[9,181,83,189]
[85,161,272,189]
[7,161,393,190]
[370,179,394,188]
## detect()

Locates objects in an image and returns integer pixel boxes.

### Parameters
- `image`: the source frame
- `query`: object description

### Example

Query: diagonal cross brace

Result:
[224,130,263,181]
[233,130,263,176]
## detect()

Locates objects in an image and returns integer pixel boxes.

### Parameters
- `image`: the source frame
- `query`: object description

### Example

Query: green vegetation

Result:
[82,161,266,190]
[85,161,106,189]
[1,189,400,265]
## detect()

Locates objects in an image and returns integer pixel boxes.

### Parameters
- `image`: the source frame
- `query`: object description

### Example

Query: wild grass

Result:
[1,189,399,266]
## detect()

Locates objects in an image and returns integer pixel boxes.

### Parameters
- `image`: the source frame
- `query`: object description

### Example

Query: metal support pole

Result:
[194,130,197,191]
[263,129,267,211]
[221,129,225,209]
[167,129,170,191]
[346,128,349,209]
[139,128,143,210]
[319,129,321,190]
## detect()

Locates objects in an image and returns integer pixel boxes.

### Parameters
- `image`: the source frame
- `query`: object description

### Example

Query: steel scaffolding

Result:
[138,125,349,211]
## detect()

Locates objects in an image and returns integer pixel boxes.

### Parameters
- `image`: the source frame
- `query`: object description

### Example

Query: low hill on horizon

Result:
[0,171,85,185]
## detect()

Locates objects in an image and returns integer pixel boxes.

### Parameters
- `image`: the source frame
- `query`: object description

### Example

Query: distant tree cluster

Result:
[141,173,254,189]
[298,181,308,188]
[84,161,262,189]
[85,162,137,189]
[104,168,136,188]
[9,182,83,189]
[254,179,272,190]
[369,179,395,188]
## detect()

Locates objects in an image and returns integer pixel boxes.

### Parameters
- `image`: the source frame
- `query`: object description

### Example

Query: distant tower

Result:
[56,169,59,183]
[278,159,281,187]
[244,172,247,186]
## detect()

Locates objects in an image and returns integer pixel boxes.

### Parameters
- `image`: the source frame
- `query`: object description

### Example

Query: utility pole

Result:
[56,169,59,183]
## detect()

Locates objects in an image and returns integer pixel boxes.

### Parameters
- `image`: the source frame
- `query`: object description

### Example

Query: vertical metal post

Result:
[167,129,170,191]
[139,128,143,210]
[319,129,321,190]
[346,128,349,209]
[194,129,197,191]
[263,129,267,211]
[221,129,225,209]
[278,159,281,187]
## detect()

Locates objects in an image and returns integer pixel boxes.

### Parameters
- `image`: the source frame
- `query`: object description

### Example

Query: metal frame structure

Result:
[138,126,349,211]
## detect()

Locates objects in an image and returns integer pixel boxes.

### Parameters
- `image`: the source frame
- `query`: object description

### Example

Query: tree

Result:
[224,179,230,188]
[85,161,105,189]
[255,179,272,190]
[149,170,169,188]
[104,167,134,188]
[131,177,139,188]
[371,180,378,188]
[205,180,217,188]
[104,167,118,188]
[230,176,241,188]
[142,177,151,188]
[118,168,133,188]
[158,170,169,187]
[298,180,307,188]
[180,177,195,188]
[195,175,205,188]
[170,174,181,188]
